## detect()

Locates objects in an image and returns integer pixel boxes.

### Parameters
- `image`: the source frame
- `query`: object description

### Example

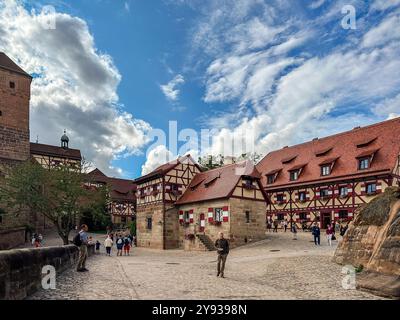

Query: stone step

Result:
[196,234,216,251]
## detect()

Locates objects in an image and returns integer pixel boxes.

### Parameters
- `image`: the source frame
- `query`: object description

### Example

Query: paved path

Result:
[28,232,383,300]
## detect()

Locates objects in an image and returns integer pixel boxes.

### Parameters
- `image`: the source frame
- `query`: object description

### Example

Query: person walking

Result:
[104,235,113,256]
[291,223,298,240]
[326,224,334,246]
[311,223,321,245]
[95,240,101,253]
[266,220,272,232]
[284,219,288,232]
[123,236,131,256]
[116,235,124,256]
[215,232,230,278]
[273,219,279,233]
[75,224,89,272]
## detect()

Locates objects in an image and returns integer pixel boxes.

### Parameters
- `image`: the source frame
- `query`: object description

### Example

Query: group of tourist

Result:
[31,233,43,247]
[73,224,136,273]
[101,233,135,256]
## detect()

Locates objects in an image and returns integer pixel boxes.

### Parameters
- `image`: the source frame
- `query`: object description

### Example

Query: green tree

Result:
[0,160,106,245]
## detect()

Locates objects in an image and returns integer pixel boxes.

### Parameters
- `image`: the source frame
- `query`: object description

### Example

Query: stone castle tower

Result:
[0,52,32,164]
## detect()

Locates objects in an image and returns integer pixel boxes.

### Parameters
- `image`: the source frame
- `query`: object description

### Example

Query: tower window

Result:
[0,110,2,116]
[9,81,15,89]
[245,211,250,223]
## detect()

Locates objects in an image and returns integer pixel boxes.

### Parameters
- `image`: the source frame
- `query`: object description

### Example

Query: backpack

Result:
[73,233,82,246]
[117,238,123,245]
[124,238,130,245]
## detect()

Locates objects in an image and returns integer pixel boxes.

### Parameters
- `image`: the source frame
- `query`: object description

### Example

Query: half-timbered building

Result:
[175,161,268,251]
[134,155,202,249]
[30,134,82,171]
[256,117,400,229]
[87,168,136,226]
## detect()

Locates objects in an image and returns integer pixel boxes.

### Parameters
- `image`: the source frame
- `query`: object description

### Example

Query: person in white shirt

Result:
[104,235,113,256]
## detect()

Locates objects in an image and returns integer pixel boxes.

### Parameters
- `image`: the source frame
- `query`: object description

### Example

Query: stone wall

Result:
[136,203,164,249]
[0,227,26,250]
[333,187,400,298]
[229,198,267,247]
[0,68,31,162]
[0,244,95,300]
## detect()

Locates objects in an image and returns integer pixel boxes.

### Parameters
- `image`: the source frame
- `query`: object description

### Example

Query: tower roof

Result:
[0,52,31,78]
[61,130,69,142]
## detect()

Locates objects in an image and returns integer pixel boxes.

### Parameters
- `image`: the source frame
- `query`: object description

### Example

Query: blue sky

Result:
[1,0,399,179]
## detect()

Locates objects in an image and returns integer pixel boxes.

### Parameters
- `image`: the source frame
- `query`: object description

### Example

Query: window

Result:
[366,183,377,194]
[359,157,370,170]
[320,188,329,198]
[121,217,127,224]
[299,212,307,220]
[9,81,15,89]
[0,110,2,116]
[245,211,250,223]
[146,217,152,230]
[140,188,146,197]
[267,175,275,184]
[184,211,190,223]
[339,186,348,197]
[290,170,299,181]
[0,208,4,224]
[278,213,285,221]
[276,194,284,202]
[214,208,223,222]
[299,192,306,202]
[243,179,254,189]
[339,210,348,219]
[321,165,331,176]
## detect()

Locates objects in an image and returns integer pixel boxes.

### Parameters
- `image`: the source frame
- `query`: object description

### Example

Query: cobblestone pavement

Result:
[28,232,383,300]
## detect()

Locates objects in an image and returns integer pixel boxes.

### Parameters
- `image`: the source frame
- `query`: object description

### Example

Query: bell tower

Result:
[0,52,32,162]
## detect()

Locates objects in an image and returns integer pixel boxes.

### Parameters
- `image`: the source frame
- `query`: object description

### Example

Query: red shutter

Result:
[208,208,214,222]
[189,209,194,223]
[376,181,382,194]
[179,210,184,223]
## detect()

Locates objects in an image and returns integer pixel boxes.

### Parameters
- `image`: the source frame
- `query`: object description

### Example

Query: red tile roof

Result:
[0,52,31,78]
[257,117,400,189]
[88,168,136,202]
[30,143,82,160]
[175,160,264,205]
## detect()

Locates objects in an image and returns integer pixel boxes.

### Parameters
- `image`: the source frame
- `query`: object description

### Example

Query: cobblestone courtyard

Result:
[28,232,382,300]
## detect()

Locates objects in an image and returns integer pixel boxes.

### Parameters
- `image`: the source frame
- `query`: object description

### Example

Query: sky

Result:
[0,0,400,179]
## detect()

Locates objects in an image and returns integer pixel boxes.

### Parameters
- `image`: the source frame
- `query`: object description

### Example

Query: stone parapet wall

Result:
[0,244,95,300]
[0,227,26,250]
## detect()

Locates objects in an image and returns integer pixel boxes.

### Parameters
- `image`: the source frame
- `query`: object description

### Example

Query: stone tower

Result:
[0,52,32,163]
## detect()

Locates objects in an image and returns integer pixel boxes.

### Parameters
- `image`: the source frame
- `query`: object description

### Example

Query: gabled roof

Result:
[88,168,136,202]
[175,160,263,205]
[0,52,31,78]
[257,117,400,189]
[30,143,82,160]
[134,154,202,184]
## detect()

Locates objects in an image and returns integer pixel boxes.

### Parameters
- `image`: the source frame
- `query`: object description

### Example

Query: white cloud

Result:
[309,0,326,9]
[186,0,400,159]
[0,0,152,177]
[160,74,185,101]
[362,14,400,48]
[141,145,174,175]
[371,0,400,12]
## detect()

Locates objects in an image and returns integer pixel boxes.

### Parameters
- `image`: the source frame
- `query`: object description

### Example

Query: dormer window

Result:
[356,148,379,170]
[359,157,369,170]
[266,169,282,185]
[290,170,299,181]
[321,165,331,176]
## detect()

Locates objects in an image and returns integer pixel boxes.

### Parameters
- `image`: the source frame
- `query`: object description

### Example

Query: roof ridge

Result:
[267,117,400,155]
